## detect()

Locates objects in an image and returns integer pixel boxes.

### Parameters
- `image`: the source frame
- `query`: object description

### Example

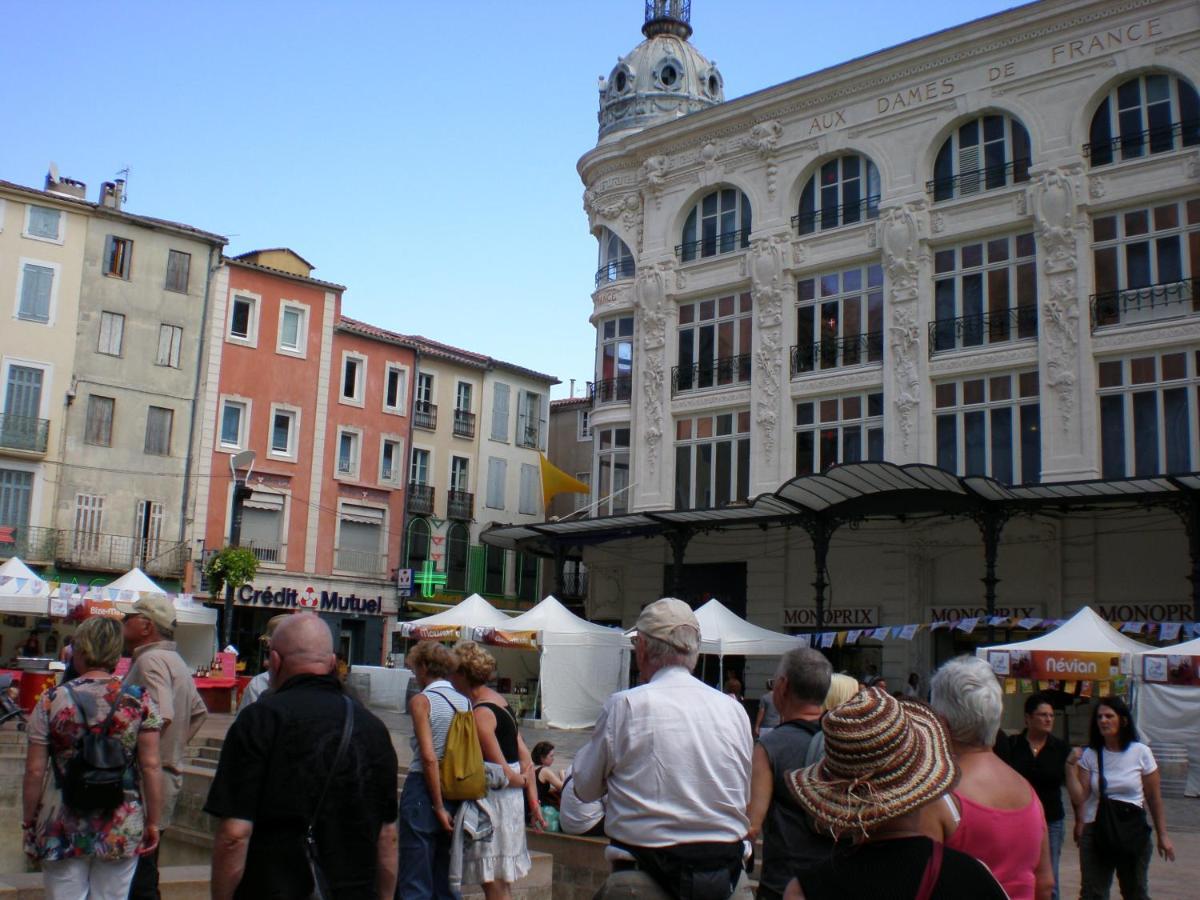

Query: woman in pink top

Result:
[927,656,1053,900]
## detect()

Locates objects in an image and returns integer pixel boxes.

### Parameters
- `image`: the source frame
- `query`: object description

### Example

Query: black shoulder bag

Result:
[1092,747,1150,858]
[304,695,355,900]
[51,683,131,813]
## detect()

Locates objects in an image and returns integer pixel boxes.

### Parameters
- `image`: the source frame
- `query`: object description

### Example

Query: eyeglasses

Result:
[766,679,776,689]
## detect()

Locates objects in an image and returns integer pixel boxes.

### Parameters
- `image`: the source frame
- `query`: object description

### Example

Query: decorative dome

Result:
[598,1,724,142]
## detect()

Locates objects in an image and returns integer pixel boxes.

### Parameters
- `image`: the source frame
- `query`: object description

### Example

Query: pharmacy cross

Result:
[414,560,447,598]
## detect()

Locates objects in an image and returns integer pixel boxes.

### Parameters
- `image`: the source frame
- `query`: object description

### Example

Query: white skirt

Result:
[461,762,532,885]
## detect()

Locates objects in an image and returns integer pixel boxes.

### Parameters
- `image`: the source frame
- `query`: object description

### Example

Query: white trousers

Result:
[42,856,138,900]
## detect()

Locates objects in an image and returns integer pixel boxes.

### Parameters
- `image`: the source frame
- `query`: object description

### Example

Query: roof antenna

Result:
[116,166,130,205]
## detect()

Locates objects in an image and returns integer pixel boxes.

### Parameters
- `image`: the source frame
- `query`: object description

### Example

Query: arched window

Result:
[405,518,430,570]
[484,544,505,596]
[596,228,635,286]
[679,188,751,261]
[796,154,880,234]
[931,114,1031,201]
[1087,73,1200,166]
[445,522,469,592]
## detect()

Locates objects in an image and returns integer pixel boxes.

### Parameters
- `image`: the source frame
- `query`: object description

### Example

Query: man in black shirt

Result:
[206,613,398,900]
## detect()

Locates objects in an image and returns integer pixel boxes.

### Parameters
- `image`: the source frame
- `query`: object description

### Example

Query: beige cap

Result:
[259,613,290,643]
[131,593,177,634]
[636,597,699,651]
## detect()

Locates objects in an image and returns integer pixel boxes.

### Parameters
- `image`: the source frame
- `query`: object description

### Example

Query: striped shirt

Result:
[409,679,470,773]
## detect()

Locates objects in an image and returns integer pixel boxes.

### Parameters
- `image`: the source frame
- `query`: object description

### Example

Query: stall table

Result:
[194,676,238,714]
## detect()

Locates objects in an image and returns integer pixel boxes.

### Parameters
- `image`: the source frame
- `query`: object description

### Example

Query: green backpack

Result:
[431,692,486,801]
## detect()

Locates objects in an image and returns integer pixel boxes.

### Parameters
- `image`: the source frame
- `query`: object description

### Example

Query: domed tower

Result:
[598,1,724,143]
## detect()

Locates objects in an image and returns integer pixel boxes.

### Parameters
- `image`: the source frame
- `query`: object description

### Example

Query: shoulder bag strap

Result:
[427,690,461,714]
[914,839,944,900]
[1096,747,1108,799]
[308,695,355,831]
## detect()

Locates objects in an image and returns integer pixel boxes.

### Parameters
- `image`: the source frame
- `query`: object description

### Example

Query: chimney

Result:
[44,169,86,200]
[569,378,576,398]
[99,179,125,209]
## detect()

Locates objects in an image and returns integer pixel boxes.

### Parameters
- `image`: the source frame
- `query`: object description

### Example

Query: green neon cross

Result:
[414,560,447,598]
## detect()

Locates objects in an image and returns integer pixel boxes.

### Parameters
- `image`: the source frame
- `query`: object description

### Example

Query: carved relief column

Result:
[750,233,792,491]
[879,203,928,464]
[634,260,672,508]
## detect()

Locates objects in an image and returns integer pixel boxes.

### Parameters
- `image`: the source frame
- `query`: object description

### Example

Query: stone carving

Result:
[931,212,945,234]
[749,120,784,199]
[642,155,668,209]
[1042,274,1080,434]
[1033,167,1080,275]
[1186,153,1199,181]
[698,142,722,186]
[636,262,673,478]
[750,234,789,464]
[583,191,643,250]
[675,269,687,291]
[889,302,921,456]
[1088,175,1106,200]
[635,262,669,351]
[879,204,921,302]
[642,357,664,477]
[1015,191,1028,216]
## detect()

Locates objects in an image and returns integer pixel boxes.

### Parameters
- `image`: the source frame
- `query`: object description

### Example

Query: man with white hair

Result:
[573,597,753,898]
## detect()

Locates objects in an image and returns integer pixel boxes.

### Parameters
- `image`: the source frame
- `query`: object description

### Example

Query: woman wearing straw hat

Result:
[783,688,1007,899]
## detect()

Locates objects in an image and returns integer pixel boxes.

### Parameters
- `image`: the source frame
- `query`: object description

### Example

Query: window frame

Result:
[795,390,885,476]
[931,232,1038,354]
[379,435,404,486]
[14,258,59,325]
[276,301,308,357]
[102,235,133,280]
[796,153,881,234]
[339,351,367,407]
[673,410,752,510]
[1087,73,1200,167]
[675,293,753,394]
[578,408,592,441]
[679,188,752,262]
[156,324,183,368]
[267,404,300,462]
[931,113,1032,202]
[383,362,409,415]
[217,396,251,451]
[23,205,63,244]
[1097,350,1200,478]
[334,426,363,480]
[97,311,125,357]
[165,249,191,293]
[410,446,432,486]
[84,394,116,448]
[934,371,1041,484]
[144,405,174,456]
[226,291,260,346]
[597,315,634,404]
[596,426,630,516]
[794,264,885,374]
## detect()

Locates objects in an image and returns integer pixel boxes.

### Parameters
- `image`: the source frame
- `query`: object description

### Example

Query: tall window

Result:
[679,188,752,261]
[240,492,283,564]
[932,114,1031,201]
[229,295,256,342]
[25,206,62,241]
[0,468,34,528]
[85,396,115,447]
[517,552,539,602]
[384,364,407,414]
[17,263,53,323]
[516,390,544,449]
[795,391,884,475]
[2,365,44,452]
[675,294,752,393]
[932,233,1037,353]
[596,427,630,516]
[484,545,505,596]
[219,400,246,448]
[596,227,635,285]
[337,430,360,477]
[144,406,173,456]
[1088,73,1200,166]
[278,305,305,353]
[270,409,297,458]
[380,438,402,485]
[1099,351,1200,478]
[97,311,125,356]
[519,463,538,515]
[794,265,883,374]
[415,372,436,429]
[341,355,364,403]
[446,522,469,592]
[674,410,750,510]
[336,504,384,574]
[156,324,183,367]
[103,236,133,279]
[796,154,880,234]
[454,382,475,438]
[406,517,430,569]
[73,494,104,553]
[486,457,507,509]
[410,448,430,484]
[935,372,1040,484]
[1091,200,1199,328]
[450,456,470,494]
[165,250,190,293]
[597,316,634,403]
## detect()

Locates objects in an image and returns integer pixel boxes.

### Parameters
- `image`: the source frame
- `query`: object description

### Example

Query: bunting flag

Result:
[539,452,591,507]
[1160,622,1182,641]
[820,632,835,648]
[1121,621,1145,634]
[1017,617,1043,630]
[846,629,863,644]
[956,617,979,634]
[870,627,890,641]
[898,624,919,640]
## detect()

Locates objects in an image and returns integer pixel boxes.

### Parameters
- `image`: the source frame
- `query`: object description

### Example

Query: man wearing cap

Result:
[123,593,208,899]
[237,613,290,711]
[573,597,753,898]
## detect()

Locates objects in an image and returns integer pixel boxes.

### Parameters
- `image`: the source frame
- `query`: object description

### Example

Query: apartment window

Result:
[1088,73,1200,166]
[574,473,592,512]
[17,263,54,323]
[597,316,633,403]
[336,429,361,478]
[228,294,257,343]
[278,304,306,354]
[450,456,470,493]
[144,406,173,456]
[411,447,431,485]
[596,427,630,516]
[516,390,545,449]
[936,371,1041,484]
[380,438,403,485]
[25,205,62,241]
[674,411,751,510]
[2,364,44,451]
[219,399,247,448]
[85,395,115,447]
[414,372,435,429]
[134,500,164,564]
[517,552,539,602]
[519,462,538,515]
[675,294,752,393]
[796,154,881,234]
[384,364,408,413]
[456,382,472,413]
[932,233,1037,353]
[336,503,384,575]
[1091,200,1199,328]
[103,236,133,279]
[794,264,883,374]
[406,518,431,570]
[165,250,191,293]
[578,408,591,441]
[931,114,1031,201]
[490,381,510,441]
[73,494,105,553]
[240,491,284,564]
[596,226,635,285]
[486,457,507,510]
[340,354,365,404]
[484,544,505,596]
[454,382,476,437]
[97,311,125,356]
[156,324,183,367]
[796,392,884,475]
[446,522,470,592]
[1099,351,1200,478]
[679,188,752,261]
[0,468,34,528]
[269,408,297,459]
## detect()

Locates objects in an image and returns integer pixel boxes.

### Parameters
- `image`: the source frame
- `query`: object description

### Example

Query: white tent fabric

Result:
[400,593,512,633]
[693,599,804,657]
[977,606,1156,658]
[1136,636,1200,796]
[0,556,50,615]
[103,568,218,627]
[502,595,630,730]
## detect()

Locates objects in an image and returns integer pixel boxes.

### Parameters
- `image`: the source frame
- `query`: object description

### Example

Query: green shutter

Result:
[468,544,486,594]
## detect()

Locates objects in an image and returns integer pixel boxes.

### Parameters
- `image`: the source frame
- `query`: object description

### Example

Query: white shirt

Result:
[1078,742,1157,823]
[559,765,605,835]
[572,665,752,847]
[237,671,271,711]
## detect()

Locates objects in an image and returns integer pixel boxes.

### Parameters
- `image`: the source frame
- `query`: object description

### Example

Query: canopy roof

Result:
[106,567,167,595]
[504,595,626,643]
[693,599,803,657]
[0,556,48,593]
[1152,636,1200,655]
[403,593,512,630]
[979,606,1157,655]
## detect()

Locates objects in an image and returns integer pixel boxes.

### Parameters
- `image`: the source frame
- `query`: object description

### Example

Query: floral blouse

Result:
[26,676,162,861]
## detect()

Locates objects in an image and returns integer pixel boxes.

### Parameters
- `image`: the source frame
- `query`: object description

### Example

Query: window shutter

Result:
[519,463,538,515]
[486,457,507,509]
[539,394,550,451]
[958,143,981,195]
[491,383,510,441]
[21,265,52,321]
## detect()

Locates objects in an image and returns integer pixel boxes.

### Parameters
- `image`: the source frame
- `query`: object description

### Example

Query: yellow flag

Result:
[539,453,590,508]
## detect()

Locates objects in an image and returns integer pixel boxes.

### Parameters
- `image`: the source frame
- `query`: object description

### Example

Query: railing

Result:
[453,409,476,439]
[517,424,541,449]
[414,401,437,431]
[1090,279,1198,330]
[0,524,58,563]
[334,547,388,576]
[792,196,880,235]
[676,228,750,262]
[645,0,690,23]
[672,354,752,395]
[928,307,1038,355]
[407,482,435,516]
[927,158,1031,201]
[595,258,636,286]
[1084,120,1200,166]
[248,543,282,564]
[58,531,189,577]
[0,414,50,454]
[447,490,474,521]
[790,332,883,375]
[559,568,589,598]
[591,376,633,405]
[336,455,354,475]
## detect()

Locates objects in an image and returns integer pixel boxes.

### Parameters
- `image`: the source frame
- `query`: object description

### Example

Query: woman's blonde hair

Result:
[74,616,124,671]
[406,640,456,679]
[453,640,497,686]
[822,672,859,712]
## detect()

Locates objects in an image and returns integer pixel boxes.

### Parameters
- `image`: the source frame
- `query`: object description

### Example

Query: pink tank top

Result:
[945,787,1044,900]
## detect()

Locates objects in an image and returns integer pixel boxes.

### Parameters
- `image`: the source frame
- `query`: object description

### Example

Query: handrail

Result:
[414,401,437,431]
[1090,278,1198,330]
[1084,120,1200,163]
[927,158,1031,200]
[928,306,1038,356]
[792,196,881,234]
[453,409,476,438]
[447,490,474,520]
[675,229,750,262]
[671,353,752,395]
[407,482,435,515]
[592,376,633,404]
[0,413,50,453]
[595,258,636,286]
[790,332,883,375]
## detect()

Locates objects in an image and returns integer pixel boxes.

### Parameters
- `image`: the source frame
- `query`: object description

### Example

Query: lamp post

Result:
[224,450,256,647]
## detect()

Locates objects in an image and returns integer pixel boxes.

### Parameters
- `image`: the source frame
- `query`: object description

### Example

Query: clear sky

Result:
[5,0,1021,398]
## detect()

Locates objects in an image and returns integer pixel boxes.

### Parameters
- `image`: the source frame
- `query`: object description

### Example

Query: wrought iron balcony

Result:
[517,423,541,449]
[248,542,282,564]
[559,568,589,599]
[790,332,883,375]
[672,354,752,395]
[447,489,474,521]
[595,258,636,286]
[334,547,387,576]
[0,524,58,563]
[0,414,50,454]
[407,482,435,516]
[414,401,437,431]
[1090,279,1198,330]
[792,197,880,235]
[453,409,476,439]
[591,376,633,405]
[1084,120,1200,166]
[928,307,1038,356]
[676,229,750,262]
[928,158,1031,201]
[58,531,189,577]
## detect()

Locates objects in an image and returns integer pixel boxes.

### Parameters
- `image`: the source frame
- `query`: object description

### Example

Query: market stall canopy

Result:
[503,595,625,642]
[1136,633,1200,796]
[0,556,50,615]
[693,599,804,657]
[978,606,1155,680]
[102,568,216,627]
[399,593,512,639]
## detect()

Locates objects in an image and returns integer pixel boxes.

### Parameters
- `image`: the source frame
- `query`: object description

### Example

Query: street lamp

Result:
[224,450,256,646]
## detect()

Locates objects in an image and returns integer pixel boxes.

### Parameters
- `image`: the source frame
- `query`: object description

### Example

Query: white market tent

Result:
[977,605,1156,663]
[1136,634,1200,797]
[104,568,217,669]
[0,556,50,616]
[399,593,512,637]
[694,598,804,657]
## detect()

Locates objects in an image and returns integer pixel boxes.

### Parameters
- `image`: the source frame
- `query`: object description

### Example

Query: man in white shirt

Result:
[573,597,753,898]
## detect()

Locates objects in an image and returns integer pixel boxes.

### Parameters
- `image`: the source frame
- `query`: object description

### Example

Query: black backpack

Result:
[50,683,131,813]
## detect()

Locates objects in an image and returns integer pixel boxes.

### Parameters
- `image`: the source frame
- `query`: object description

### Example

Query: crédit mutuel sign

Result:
[234,584,385,616]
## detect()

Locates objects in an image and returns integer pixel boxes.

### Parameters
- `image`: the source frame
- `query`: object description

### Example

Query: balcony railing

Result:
[414,401,437,431]
[672,354,752,395]
[407,482,435,516]
[447,490,474,521]
[453,409,476,439]
[928,307,1038,355]
[58,531,189,578]
[248,543,282,564]
[517,424,541,449]
[1090,279,1198,330]
[792,197,880,235]
[676,229,750,262]
[334,547,387,576]
[1084,120,1200,166]
[0,524,58,563]
[559,568,588,599]
[790,332,883,375]
[0,414,50,454]
[595,258,636,286]
[591,376,632,405]
[928,158,1031,201]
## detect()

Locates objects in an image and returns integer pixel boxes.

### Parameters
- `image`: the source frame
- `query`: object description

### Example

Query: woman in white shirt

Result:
[1073,696,1174,899]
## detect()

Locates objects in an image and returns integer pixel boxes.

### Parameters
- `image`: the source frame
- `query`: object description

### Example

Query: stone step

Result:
[194,746,222,762]
[189,757,218,770]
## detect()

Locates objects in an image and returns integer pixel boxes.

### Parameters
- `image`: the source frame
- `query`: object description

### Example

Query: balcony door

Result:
[3,365,44,450]
[134,500,164,569]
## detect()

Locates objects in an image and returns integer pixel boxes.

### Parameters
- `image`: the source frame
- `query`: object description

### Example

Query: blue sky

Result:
[5,1,1020,397]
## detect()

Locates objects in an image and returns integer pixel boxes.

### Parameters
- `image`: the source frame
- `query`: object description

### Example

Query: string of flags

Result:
[999,676,1129,697]
[0,575,197,607]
